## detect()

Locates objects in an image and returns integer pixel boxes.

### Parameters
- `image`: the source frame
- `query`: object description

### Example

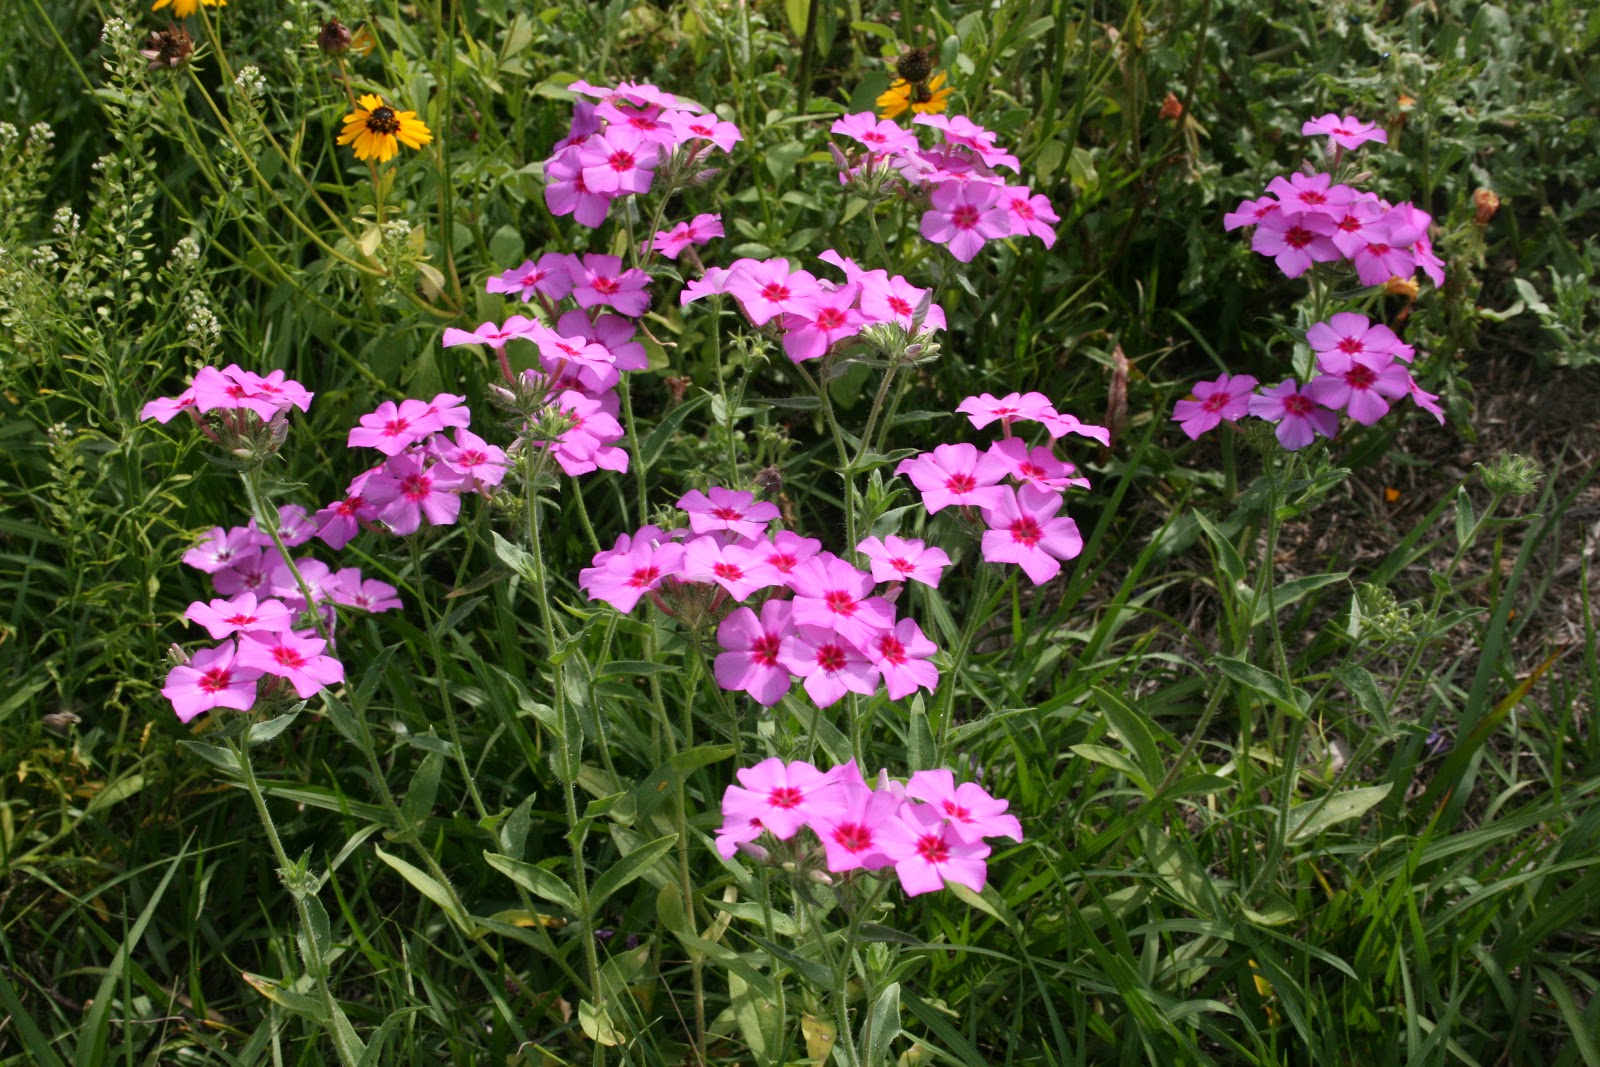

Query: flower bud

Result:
[1477,452,1542,497]
[140,24,193,71]
[1473,188,1500,225]
[318,18,352,55]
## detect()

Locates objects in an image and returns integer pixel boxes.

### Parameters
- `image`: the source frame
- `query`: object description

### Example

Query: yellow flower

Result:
[876,72,952,120]
[150,0,224,18]
[338,94,433,163]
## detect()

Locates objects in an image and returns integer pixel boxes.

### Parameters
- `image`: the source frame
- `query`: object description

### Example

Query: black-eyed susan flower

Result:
[876,46,952,120]
[151,0,224,19]
[338,94,433,163]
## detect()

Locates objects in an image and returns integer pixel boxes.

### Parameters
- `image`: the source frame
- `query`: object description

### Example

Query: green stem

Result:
[935,565,997,763]
[408,536,489,822]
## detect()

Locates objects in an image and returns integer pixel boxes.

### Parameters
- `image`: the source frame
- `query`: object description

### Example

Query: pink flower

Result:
[864,618,939,700]
[663,110,742,153]
[141,389,198,423]
[425,393,472,430]
[347,398,448,456]
[787,554,895,648]
[363,453,467,535]
[555,309,648,372]
[998,186,1058,248]
[579,539,686,613]
[571,254,652,318]
[440,315,539,351]
[987,438,1089,492]
[683,536,781,601]
[1173,372,1259,440]
[913,113,1020,172]
[746,530,822,578]
[183,526,258,573]
[781,282,864,363]
[1251,212,1340,278]
[778,625,878,708]
[543,391,629,476]
[543,147,612,228]
[904,769,1023,844]
[594,101,678,147]
[1248,379,1339,450]
[895,443,1011,514]
[680,266,734,305]
[235,630,345,699]
[328,570,403,612]
[811,766,900,873]
[830,112,919,155]
[267,557,337,610]
[484,253,580,303]
[247,504,316,548]
[1408,378,1446,424]
[919,182,1011,263]
[163,641,262,722]
[1350,230,1416,286]
[1301,113,1388,151]
[856,535,951,587]
[1264,173,1356,220]
[1306,313,1404,372]
[184,592,295,640]
[714,600,797,707]
[315,474,380,550]
[877,802,991,896]
[651,213,723,258]
[677,487,780,540]
[578,129,659,196]
[212,546,279,596]
[1307,353,1413,426]
[715,758,844,855]
[726,259,822,326]
[1326,197,1386,258]
[531,325,621,393]
[434,428,508,491]
[1036,406,1112,445]
[858,273,940,332]
[955,391,1054,433]
[1223,196,1280,232]
[979,485,1083,585]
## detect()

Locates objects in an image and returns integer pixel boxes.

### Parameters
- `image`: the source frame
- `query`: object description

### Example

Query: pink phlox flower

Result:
[778,624,879,708]
[998,185,1058,248]
[363,452,467,535]
[247,503,316,548]
[812,767,900,873]
[1302,113,1388,151]
[788,555,895,649]
[817,249,868,284]
[485,252,580,303]
[1350,226,1417,286]
[1408,377,1447,424]
[236,630,345,699]
[745,529,822,579]
[577,128,660,196]
[1306,313,1403,373]
[163,640,263,722]
[865,617,939,700]
[895,443,1012,514]
[424,392,472,430]
[348,398,448,456]
[1251,210,1340,278]
[184,525,258,573]
[566,79,677,109]
[920,181,1011,263]
[680,266,734,306]
[591,525,671,569]
[716,758,843,854]
[315,471,380,550]
[579,539,686,613]
[328,568,403,612]
[726,259,822,326]
[1036,405,1111,445]
[1306,352,1413,426]
[856,535,951,588]
[543,147,612,228]
[683,535,782,601]
[141,388,198,423]
[435,428,508,491]
[1412,234,1446,288]
[877,801,991,896]
[550,99,601,154]
[571,253,652,318]
[831,112,919,155]
[913,113,1020,171]
[184,592,294,640]
[781,282,865,363]
[856,271,943,334]
[1173,372,1260,440]
[1264,173,1356,220]
[677,487,780,539]
[531,324,621,392]
[714,599,797,707]
[542,391,629,476]
[979,484,1083,585]
[212,546,281,597]
[239,369,313,417]
[190,365,253,414]
[554,308,648,372]
[955,391,1054,433]
[663,109,742,153]
[1248,379,1339,450]
[594,100,678,147]
[651,213,724,258]
[441,315,539,351]
[905,769,1023,844]
[1223,196,1281,232]
[1327,197,1386,257]
[267,556,335,611]
[987,437,1088,491]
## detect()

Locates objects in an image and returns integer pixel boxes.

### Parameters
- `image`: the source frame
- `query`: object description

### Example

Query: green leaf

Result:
[1069,744,1148,789]
[590,834,678,911]
[1252,572,1350,626]
[1141,826,1211,914]
[401,751,444,827]
[1192,510,1245,584]
[246,706,303,745]
[178,739,241,774]
[1092,686,1164,794]
[374,846,465,927]
[1284,784,1392,844]
[484,851,579,913]
[862,982,901,1065]
[641,395,709,468]
[1212,655,1309,716]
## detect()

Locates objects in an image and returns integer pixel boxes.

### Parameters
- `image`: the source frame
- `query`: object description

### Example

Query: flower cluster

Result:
[895,392,1105,585]
[141,363,313,458]
[1174,313,1445,448]
[715,759,1022,897]
[682,249,943,364]
[544,80,742,229]
[580,487,946,708]
[1224,113,1444,287]
[322,394,506,543]
[829,112,1058,262]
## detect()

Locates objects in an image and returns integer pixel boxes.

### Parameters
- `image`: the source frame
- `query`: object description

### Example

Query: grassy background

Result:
[2,0,1599,1063]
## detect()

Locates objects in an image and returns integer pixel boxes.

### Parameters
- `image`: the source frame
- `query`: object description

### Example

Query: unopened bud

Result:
[1477,452,1542,497]
[1384,276,1420,300]
[1158,92,1184,121]
[318,18,352,55]
[829,143,850,171]
[1473,188,1500,225]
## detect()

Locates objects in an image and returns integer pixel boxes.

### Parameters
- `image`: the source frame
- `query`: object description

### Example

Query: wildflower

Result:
[919,182,1010,263]
[1473,188,1500,225]
[579,539,686,613]
[327,570,403,612]
[433,429,508,491]
[141,390,198,424]
[1248,380,1339,450]
[347,398,447,456]
[543,148,613,227]
[1301,113,1388,151]
[163,642,261,723]
[683,536,782,601]
[677,487,780,540]
[955,391,1054,434]
[663,110,743,153]
[788,555,895,649]
[650,213,724,259]
[1306,313,1405,370]
[987,438,1089,492]
[998,186,1059,248]
[877,802,991,896]
[864,619,940,700]
[811,767,900,873]
[913,114,1019,172]
[1264,173,1356,220]
[1250,211,1340,279]
[539,391,630,476]
[150,0,224,19]
[1306,352,1413,426]
[338,94,433,163]
[716,758,844,853]
[877,72,952,120]
[896,443,1010,514]
[362,452,467,534]
[576,129,660,196]
[714,600,798,707]
[140,24,193,70]
[979,485,1083,585]
[440,315,539,352]
[235,631,345,699]
[1349,230,1416,287]
[1222,196,1281,232]
[212,547,279,596]
[570,254,652,317]
[781,282,865,363]
[315,472,381,550]
[184,526,259,573]
[184,592,294,639]
[1173,372,1259,439]
[856,535,951,587]
[316,18,352,55]
[747,530,823,577]
[831,113,920,156]
[485,253,580,303]
[725,259,823,327]
[904,769,1024,843]
[779,625,879,708]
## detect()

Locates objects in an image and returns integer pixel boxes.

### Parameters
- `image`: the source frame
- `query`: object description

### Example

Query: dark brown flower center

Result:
[366,106,401,135]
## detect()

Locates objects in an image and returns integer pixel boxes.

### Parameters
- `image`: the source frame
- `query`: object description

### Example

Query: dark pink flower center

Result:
[887,296,913,317]
[815,644,847,672]
[711,506,744,523]
[876,635,907,666]
[713,561,745,581]
[1337,337,1363,354]
[1366,243,1391,256]
[1284,394,1315,417]
[767,552,798,573]
[224,613,258,627]
[1009,517,1043,547]
[271,646,306,670]
[951,205,980,231]
[1201,391,1233,413]
[889,557,914,575]
[758,282,791,304]
[1285,226,1314,249]
[198,667,232,693]
[401,474,433,502]
[833,823,873,852]
[606,150,637,172]
[915,833,950,864]
[823,590,858,617]
[1346,366,1377,389]
[1299,189,1327,205]
[941,800,973,822]
[944,473,977,494]
[751,634,781,667]
[627,565,661,588]
[336,495,366,517]
[766,786,803,810]
[382,417,411,437]
[814,308,848,330]
[592,276,620,294]
[1010,198,1035,220]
